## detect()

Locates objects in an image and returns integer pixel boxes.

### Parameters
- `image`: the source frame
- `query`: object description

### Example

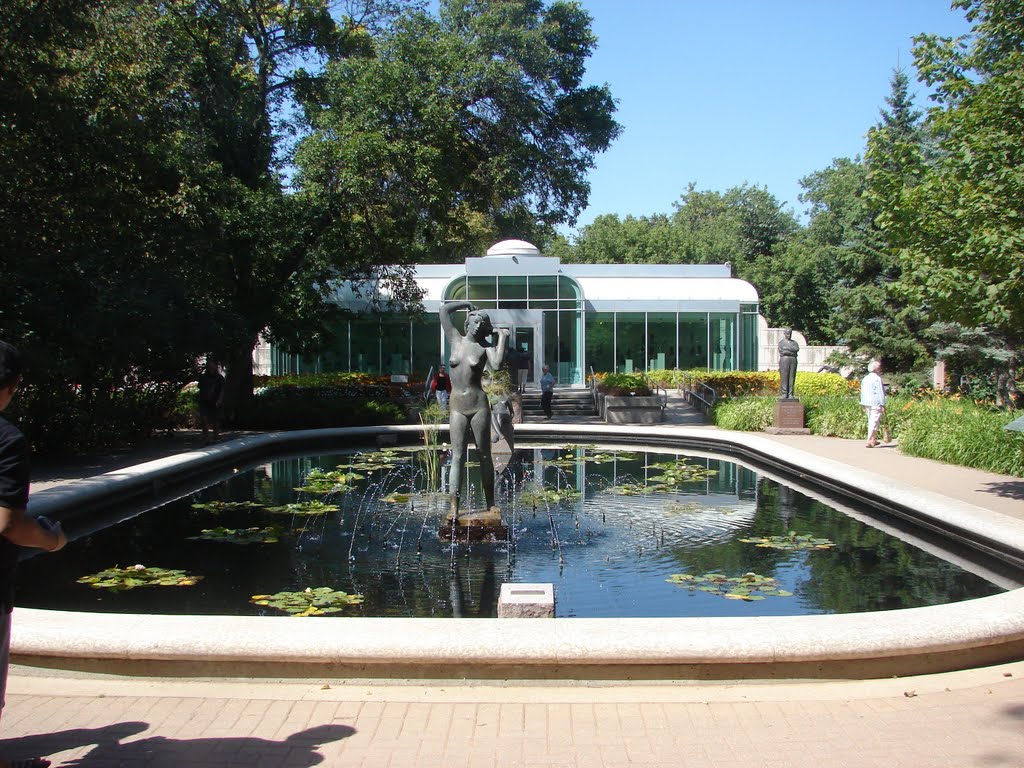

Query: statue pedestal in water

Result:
[765,399,810,435]
[440,507,508,542]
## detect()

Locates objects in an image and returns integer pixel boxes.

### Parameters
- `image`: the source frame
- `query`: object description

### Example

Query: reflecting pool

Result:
[16,444,1004,618]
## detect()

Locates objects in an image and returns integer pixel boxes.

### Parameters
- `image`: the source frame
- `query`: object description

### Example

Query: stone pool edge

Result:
[13,424,1024,680]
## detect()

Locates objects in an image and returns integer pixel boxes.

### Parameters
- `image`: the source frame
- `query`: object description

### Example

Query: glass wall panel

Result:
[679,313,708,370]
[445,277,467,301]
[710,313,737,371]
[585,312,615,374]
[350,318,381,374]
[380,317,411,374]
[542,310,559,380]
[646,312,676,371]
[558,310,583,384]
[615,313,645,374]
[497,276,528,309]
[317,318,350,372]
[466,276,496,308]
[558,275,581,308]
[411,313,441,381]
[529,276,558,309]
[740,303,759,371]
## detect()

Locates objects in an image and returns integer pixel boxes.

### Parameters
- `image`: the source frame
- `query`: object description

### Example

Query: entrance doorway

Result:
[514,326,535,388]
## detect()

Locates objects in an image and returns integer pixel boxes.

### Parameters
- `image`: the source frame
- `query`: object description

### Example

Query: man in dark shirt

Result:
[0,341,66,768]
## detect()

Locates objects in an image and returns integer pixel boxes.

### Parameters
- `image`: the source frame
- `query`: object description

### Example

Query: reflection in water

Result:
[15,444,1004,618]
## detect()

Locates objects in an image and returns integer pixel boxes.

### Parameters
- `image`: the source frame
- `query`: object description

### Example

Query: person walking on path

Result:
[0,340,68,768]
[196,361,225,445]
[431,365,452,411]
[517,347,530,393]
[540,364,555,419]
[860,360,887,447]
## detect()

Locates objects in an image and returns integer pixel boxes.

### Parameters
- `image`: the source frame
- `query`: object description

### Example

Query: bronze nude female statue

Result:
[440,301,510,520]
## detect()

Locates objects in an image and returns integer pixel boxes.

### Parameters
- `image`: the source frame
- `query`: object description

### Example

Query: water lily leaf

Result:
[738,534,835,551]
[77,565,204,592]
[191,500,262,513]
[518,487,581,506]
[188,526,282,544]
[667,571,792,601]
[265,501,339,516]
[250,586,364,617]
[607,483,647,496]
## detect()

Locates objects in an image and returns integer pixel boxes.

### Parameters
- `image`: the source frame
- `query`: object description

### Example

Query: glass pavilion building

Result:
[270,240,760,386]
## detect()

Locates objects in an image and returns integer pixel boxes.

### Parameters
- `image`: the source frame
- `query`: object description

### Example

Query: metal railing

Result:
[679,372,718,414]
[644,373,670,415]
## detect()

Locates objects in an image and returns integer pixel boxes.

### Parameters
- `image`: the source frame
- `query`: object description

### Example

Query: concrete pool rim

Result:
[14,424,1024,680]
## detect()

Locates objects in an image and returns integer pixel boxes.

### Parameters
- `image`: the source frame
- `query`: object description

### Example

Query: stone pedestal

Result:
[765,399,810,435]
[498,583,555,618]
[440,507,508,542]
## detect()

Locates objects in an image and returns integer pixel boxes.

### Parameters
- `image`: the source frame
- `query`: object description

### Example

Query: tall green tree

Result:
[295,0,620,271]
[793,70,932,371]
[163,0,403,412]
[0,0,232,448]
[868,0,1024,356]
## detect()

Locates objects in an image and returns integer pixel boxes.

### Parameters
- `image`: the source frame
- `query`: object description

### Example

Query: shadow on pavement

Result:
[981,479,1024,501]
[0,721,355,767]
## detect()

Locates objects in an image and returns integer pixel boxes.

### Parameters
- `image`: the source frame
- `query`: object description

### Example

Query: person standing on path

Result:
[431,365,452,411]
[0,340,67,768]
[196,361,225,445]
[860,360,887,447]
[517,347,530,393]
[540,364,555,419]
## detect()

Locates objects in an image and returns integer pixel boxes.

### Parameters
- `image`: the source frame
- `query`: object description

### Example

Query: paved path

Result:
[4,409,1024,767]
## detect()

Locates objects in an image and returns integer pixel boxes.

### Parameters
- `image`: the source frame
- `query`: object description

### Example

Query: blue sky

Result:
[566,1,973,233]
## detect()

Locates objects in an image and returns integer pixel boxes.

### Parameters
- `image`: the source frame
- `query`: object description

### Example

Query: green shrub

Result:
[596,372,652,396]
[711,396,775,431]
[796,372,856,398]
[253,372,419,399]
[898,397,1024,476]
[234,396,406,430]
[12,381,186,456]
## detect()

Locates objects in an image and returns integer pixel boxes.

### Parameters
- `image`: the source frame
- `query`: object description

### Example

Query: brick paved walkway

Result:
[5,411,1024,767]
[2,664,1023,767]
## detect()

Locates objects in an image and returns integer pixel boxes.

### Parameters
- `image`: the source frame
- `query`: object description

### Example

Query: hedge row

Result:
[712,393,1024,477]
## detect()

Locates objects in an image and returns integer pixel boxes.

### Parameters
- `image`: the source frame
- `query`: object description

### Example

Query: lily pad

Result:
[607,483,647,496]
[293,468,363,494]
[250,586,364,617]
[667,571,793,601]
[77,564,203,592]
[518,487,581,506]
[190,500,263,513]
[333,449,409,473]
[188,526,282,544]
[738,532,835,551]
[644,459,718,489]
[265,501,339,516]
[379,492,413,504]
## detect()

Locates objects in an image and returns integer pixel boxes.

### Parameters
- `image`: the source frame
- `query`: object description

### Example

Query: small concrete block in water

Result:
[498,583,555,618]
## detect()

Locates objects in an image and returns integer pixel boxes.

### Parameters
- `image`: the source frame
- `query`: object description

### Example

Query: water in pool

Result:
[15,443,1004,618]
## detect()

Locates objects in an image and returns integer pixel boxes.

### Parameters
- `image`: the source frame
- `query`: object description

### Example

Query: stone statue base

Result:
[440,506,508,542]
[765,399,810,435]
